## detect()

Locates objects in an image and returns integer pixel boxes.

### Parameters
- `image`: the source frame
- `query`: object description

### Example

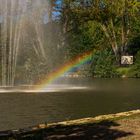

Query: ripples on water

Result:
[0,78,140,130]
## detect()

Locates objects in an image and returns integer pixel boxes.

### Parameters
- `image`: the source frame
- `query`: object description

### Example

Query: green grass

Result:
[117,67,132,77]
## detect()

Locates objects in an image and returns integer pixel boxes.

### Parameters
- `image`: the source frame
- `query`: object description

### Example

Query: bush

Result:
[116,67,131,77]
[128,51,140,78]
[91,49,120,78]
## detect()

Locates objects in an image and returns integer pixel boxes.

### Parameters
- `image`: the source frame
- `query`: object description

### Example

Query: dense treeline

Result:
[0,0,140,85]
[58,0,140,78]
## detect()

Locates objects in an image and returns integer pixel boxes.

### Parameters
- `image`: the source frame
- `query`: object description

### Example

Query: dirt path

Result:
[43,110,140,140]
[112,116,140,140]
[44,116,140,140]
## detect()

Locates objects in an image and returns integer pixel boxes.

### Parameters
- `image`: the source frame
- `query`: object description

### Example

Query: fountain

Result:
[0,0,91,91]
[0,0,52,86]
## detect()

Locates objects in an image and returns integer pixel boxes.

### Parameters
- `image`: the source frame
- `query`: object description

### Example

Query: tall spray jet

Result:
[0,0,49,86]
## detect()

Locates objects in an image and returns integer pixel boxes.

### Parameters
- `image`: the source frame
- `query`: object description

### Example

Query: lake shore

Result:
[1,109,140,140]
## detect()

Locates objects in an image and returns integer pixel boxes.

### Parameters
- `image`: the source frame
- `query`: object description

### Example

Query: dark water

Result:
[0,78,140,130]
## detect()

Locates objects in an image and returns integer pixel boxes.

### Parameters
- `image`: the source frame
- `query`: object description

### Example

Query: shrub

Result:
[91,49,120,78]
[128,51,140,78]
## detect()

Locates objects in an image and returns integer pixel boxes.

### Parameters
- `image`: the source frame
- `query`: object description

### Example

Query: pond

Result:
[0,78,140,130]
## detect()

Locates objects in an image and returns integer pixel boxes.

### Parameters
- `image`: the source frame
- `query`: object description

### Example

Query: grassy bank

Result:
[1,110,140,140]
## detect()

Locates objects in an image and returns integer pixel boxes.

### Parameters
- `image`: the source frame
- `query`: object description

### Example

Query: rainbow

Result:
[35,50,94,90]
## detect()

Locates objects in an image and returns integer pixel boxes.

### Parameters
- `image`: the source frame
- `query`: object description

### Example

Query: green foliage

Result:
[128,17,140,55]
[67,21,105,57]
[128,51,140,78]
[0,0,140,84]
[60,0,140,78]
[62,0,140,57]
[116,67,131,77]
[91,49,120,78]
[11,0,140,82]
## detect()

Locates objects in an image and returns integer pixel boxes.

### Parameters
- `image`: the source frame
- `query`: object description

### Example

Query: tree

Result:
[60,0,140,61]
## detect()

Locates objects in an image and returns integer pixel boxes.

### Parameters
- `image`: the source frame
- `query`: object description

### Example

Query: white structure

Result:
[121,56,133,65]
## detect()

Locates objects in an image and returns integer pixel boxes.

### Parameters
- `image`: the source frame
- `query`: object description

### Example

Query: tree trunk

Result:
[101,24,119,59]
[121,0,130,55]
